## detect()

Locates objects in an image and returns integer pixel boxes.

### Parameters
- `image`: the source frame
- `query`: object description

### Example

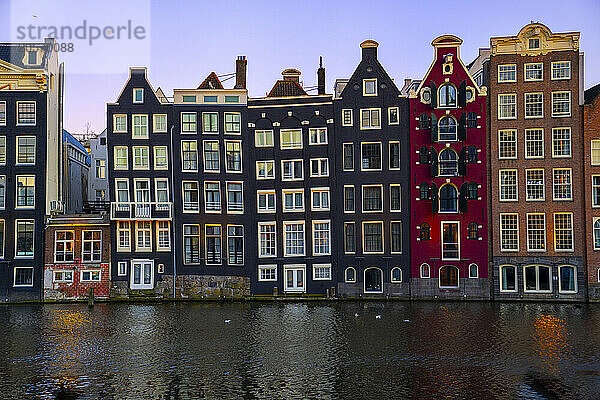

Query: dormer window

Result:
[133,88,144,103]
[27,51,37,65]
[529,38,540,49]
[438,84,457,108]
[363,79,377,96]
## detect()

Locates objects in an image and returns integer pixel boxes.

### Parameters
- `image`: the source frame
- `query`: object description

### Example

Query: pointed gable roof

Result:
[267,80,307,97]
[198,72,224,89]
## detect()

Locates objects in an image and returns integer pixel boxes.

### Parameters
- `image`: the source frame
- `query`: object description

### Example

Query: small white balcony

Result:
[110,202,173,220]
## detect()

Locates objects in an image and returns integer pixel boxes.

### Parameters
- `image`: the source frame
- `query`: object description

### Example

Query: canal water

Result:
[0,302,599,399]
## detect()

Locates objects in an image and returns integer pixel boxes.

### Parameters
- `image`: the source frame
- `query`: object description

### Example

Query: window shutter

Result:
[458,80,467,107]
[458,147,467,176]
[431,182,438,214]
[459,183,468,213]
[430,113,438,142]
[430,81,437,108]
[429,147,438,178]
[458,113,467,141]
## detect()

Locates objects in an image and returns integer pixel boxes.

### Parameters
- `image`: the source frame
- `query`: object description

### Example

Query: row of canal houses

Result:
[1,23,599,302]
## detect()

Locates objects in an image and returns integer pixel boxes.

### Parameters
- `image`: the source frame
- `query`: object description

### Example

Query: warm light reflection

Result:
[533,314,571,373]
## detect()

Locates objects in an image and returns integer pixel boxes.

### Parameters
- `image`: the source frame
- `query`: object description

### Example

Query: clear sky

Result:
[2,0,599,134]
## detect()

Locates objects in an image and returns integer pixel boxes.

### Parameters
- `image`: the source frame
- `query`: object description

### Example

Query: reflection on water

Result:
[0,302,600,399]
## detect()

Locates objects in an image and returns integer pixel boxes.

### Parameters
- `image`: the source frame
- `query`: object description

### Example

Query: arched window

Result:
[438,149,458,176]
[419,113,431,129]
[500,265,517,292]
[420,182,430,200]
[468,182,478,199]
[439,265,459,288]
[467,222,479,240]
[345,267,356,283]
[419,146,429,164]
[391,267,402,283]
[364,267,383,293]
[559,265,576,293]
[439,184,458,213]
[469,263,478,278]
[438,84,457,108]
[420,263,430,278]
[467,145,478,163]
[438,116,457,141]
[467,112,477,128]
[420,223,431,240]
[594,220,600,250]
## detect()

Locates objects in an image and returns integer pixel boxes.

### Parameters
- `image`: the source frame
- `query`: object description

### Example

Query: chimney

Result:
[317,56,325,95]
[282,68,301,83]
[360,39,379,60]
[235,56,247,89]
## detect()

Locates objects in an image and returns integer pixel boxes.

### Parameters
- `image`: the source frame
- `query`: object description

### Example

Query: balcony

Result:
[110,202,173,220]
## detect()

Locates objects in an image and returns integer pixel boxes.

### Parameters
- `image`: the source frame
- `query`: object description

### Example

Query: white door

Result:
[284,265,305,292]
[131,260,154,290]
[135,180,151,217]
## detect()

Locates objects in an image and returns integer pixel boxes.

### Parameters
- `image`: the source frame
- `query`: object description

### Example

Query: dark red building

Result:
[409,35,489,299]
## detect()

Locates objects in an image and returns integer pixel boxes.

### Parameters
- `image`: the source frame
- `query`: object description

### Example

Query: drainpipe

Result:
[169,123,177,299]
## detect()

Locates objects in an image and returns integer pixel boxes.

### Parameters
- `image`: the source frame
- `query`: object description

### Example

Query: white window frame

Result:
[153,114,167,133]
[53,270,74,283]
[14,219,34,257]
[312,220,331,256]
[257,190,276,213]
[360,142,382,171]
[360,108,381,130]
[280,129,303,149]
[391,267,403,283]
[390,184,402,212]
[592,175,600,208]
[551,61,571,80]
[552,91,571,117]
[310,188,330,211]
[362,184,383,213]
[156,220,171,251]
[131,114,148,139]
[282,189,304,212]
[345,267,356,283]
[283,264,306,293]
[16,101,36,126]
[202,140,219,173]
[153,146,168,170]
[526,213,546,252]
[281,159,304,181]
[342,109,353,126]
[499,265,518,292]
[552,168,572,201]
[258,222,276,258]
[0,101,5,126]
[420,263,430,278]
[130,259,154,290]
[499,169,518,202]
[202,112,219,134]
[552,127,571,158]
[592,140,600,166]
[498,93,517,119]
[498,129,517,159]
[117,221,131,252]
[181,112,197,134]
[80,269,102,283]
[312,263,332,280]
[15,175,35,209]
[117,261,127,276]
[309,158,329,177]
[441,221,460,261]
[558,265,577,293]
[554,212,574,252]
[525,169,545,201]
[258,265,277,281]
[113,114,127,133]
[388,107,400,125]
[524,63,543,82]
[499,213,519,252]
[224,112,241,134]
[226,181,244,214]
[497,64,516,83]
[16,136,36,165]
[256,160,275,180]
[524,128,544,159]
[309,127,328,145]
[54,230,75,263]
[524,92,544,118]
[283,220,305,257]
[523,265,552,293]
[255,130,274,147]
[13,267,34,287]
[135,221,152,252]
[204,181,221,213]
[363,78,377,96]
[82,230,102,262]
[362,221,384,254]
[132,146,150,170]
[114,146,129,170]
[133,88,144,103]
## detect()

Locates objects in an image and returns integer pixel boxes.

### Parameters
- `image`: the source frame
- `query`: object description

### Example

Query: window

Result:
[280,129,302,149]
[309,128,327,145]
[81,270,101,282]
[524,63,543,81]
[117,261,127,276]
[388,107,399,125]
[439,265,459,288]
[527,213,546,251]
[525,169,545,201]
[467,145,478,163]
[468,183,479,201]
[342,109,353,126]
[439,184,458,213]
[362,185,383,212]
[360,108,381,129]
[183,96,196,102]
[132,146,149,170]
[17,101,36,125]
[183,224,200,264]
[182,181,199,212]
[203,112,218,133]
[0,176,5,209]
[114,146,128,170]
[226,182,243,213]
[181,140,198,171]
[499,170,518,201]
[256,160,275,179]
[55,231,74,262]
[391,221,402,253]
[204,96,217,103]
[552,91,571,117]
[500,265,517,292]
[53,270,73,283]
[500,214,519,251]
[282,189,304,212]
[553,168,572,200]
[153,114,167,133]
[205,225,222,265]
[15,220,34,257]
[204,182,221,212]
[227,225,244,265]
[438,84,457,108]
[498,64,516,82]
[202,140,219,172]
[282,159,303,181]
[258,222,276,257]
[343,143,354,170]
[313,221,331,255]
[363,78,377,96]
[117,221,131,251]
[525,93,543,118]
[441,222,459,259]
[225,140,242,172]
[16,137,36,165]
[559,265,576,293]
[157,221,170,251]
[552,127,571,158]
[528,38,540,49]
[498,130,517,159]
[468,222,479,240]
[552,61,571,80]
[498,94,516,119]
[345,267,356,283]
[0,137,5,165]
[257,190,276,213]
[133,88,144,103]
[132,115,148,138]
[258,265,277,281]
[225,96,239,103]
[153,146,168,170]
[524,265,552,292]
[135,221,152,251]
[420,263,430,279]
[181,112,197,133]
[419,182,429,200]
[438,116,457,141]
[593,140,600,165]
[255,130,274,147]
[363,221,383,253]
[284,222,305,256]
[361,143,381,170]
[420,223,430,240]
[389,267,403,283]
[16,176,35,208]
[593,176,600,207]
[344,222,355,253]
[14,267,33,287]
[310,158,329,177]
[0,101,5,125]
[224,112,241,134]
[418,147,429,165]
[390,185,401,212]
[595,219,600,250]
[389,142,400,170]
[82,230,101,262]
[467,112,477,129]
[311,188,330,211]
[438,149,458,177]
[525,129,544,158]
[554,213,573,252]
[0,220,3,257]
[113,114,127,132]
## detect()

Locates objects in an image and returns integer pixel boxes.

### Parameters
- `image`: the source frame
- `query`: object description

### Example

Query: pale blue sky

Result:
[2,0,599,133]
